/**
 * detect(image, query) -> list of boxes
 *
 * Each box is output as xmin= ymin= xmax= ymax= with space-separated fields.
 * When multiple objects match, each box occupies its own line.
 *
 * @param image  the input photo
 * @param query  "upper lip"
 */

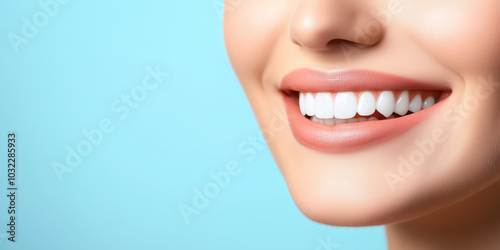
xmin=280 ymin=68 xmax=450 ymax=93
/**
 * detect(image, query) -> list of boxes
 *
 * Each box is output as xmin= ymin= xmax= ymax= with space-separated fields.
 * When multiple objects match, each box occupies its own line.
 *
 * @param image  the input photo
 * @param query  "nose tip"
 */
xmin=289 ymin=0 xmax=385 ymax=51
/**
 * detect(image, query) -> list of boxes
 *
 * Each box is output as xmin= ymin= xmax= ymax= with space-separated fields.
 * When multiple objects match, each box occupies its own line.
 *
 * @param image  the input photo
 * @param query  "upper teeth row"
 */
xmin=299 ymin=91 xmax=436 ymax=119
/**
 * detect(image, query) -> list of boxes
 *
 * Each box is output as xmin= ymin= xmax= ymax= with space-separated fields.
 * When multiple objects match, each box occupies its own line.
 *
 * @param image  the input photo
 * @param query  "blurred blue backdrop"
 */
xmin=0 ymin=1 xmax=387 ymax=249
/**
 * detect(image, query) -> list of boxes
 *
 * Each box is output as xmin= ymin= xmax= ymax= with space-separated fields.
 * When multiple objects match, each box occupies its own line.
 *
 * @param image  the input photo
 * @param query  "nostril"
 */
xmin=325 ymin=39 xmax=365 ymax=50
xmin=288 ymin=1 xmax=385 ymax=52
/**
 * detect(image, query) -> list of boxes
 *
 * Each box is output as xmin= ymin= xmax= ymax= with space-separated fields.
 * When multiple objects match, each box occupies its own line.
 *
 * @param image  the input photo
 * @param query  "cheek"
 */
xmin=401 ymin=0 xmax=500 ymax=73
xmin=223 ymin=0 xmax=291 ymax=81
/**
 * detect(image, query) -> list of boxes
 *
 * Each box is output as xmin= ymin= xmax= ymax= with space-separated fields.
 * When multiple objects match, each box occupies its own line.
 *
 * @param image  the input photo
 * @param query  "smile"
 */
xmin=299 ymin=90 xmax=440 ymax=125
xmin=280 ymin=69 xmax=451 ymax=152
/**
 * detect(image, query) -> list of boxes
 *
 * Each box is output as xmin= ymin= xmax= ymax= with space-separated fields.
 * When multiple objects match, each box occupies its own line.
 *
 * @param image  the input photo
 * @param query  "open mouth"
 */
xmin=297 ymin=90 xmax=447 ymax=126
xmin=280 ymin=69 xmax=451 ymax=152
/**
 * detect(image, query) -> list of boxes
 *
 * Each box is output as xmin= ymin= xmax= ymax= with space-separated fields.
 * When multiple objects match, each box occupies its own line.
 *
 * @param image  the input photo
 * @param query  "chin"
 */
xmin=223 ymin=0 xmax=500 ymax=229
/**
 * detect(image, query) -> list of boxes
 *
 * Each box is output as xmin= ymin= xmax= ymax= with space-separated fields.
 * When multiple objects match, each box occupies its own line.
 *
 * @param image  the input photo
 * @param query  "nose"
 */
xmin=289 ymin=0 xmax=385 ymax=51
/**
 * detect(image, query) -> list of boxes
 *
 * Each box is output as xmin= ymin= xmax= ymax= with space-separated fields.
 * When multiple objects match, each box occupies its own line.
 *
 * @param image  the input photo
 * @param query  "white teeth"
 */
xmin=314 ymin=92 xmax=334 ymax=119
xmin=299 ymin=93 xmax=306 ymax=115
xmin=334 ymin=92 xmax=357 ymax=119
xmin=298 ymin=91 xmax=439 ymax=124
xmin=305 ymin=93 xmax=315 ymax=116
xmin=423 ymin=96 xmax=435 ymax=109
xmin=394 ymin=91 xmax=410 ymax=116
xmin=409 ymin=94 xmax=422 ymax=113
xmin=357 ymin=92 xmax=376 ymax=116
xmin=376 ymin=91 xmax=396 ymax=118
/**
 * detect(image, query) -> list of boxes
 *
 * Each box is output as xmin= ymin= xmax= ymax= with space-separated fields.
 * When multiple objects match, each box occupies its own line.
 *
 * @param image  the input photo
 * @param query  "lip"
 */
xmin=280 ymin=68 xmax=450 ymax=153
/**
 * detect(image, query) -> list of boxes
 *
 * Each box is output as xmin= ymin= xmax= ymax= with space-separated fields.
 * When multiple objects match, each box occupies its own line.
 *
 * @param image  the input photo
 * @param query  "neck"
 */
xmin=386 ymin=181 xmax=500 ymax=250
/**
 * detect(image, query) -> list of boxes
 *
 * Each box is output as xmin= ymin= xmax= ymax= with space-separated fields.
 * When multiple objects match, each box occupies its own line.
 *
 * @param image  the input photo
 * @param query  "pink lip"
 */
xmin=281 ymin=69 xmax=447 ymax=92
xmin=280 ymin=69 xmax=449 ymax=153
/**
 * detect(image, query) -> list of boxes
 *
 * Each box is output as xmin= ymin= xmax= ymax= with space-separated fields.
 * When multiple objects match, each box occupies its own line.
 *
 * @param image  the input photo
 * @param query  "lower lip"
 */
xmin=282 ymin=93 xmax=446 ymax=153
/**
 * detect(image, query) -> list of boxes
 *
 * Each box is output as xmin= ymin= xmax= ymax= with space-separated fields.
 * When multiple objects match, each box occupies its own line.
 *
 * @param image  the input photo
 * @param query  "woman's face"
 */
xmin=223 ymin=0 xmax=500 ymax=226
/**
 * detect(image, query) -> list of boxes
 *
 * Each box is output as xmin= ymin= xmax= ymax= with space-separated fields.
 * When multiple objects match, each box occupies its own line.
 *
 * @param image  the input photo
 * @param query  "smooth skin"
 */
xmin=223 ymin=1 xmax=500 ymax=249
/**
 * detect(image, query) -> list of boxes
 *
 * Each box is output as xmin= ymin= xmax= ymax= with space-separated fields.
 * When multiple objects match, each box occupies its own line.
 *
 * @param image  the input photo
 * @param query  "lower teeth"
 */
xmin=307 ymin=113 xmax=407 ymax=126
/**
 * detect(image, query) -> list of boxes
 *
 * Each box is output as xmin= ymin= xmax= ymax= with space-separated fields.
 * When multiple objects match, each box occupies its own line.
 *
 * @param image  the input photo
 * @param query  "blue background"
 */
xmin=0 ymin=1 xmax=387 ymax=249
